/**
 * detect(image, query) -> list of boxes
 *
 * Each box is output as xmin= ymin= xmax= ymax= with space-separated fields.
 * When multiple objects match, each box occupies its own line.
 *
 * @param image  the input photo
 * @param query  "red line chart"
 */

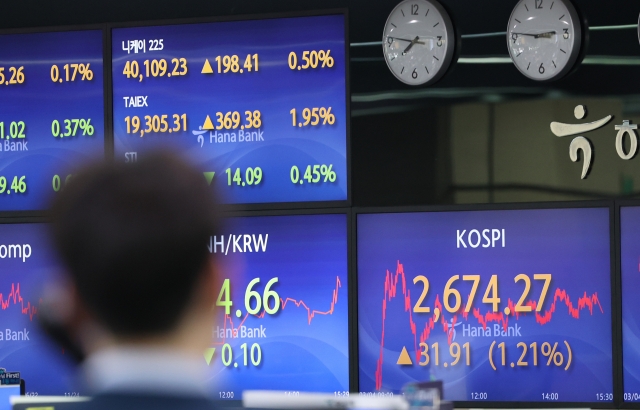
xmin=375 ymin=261 xmax=604 ymax=390
xmin=0 ymin=283 xmax=38 ymax=321
xmin=214 ymin=276 xmax=342 ymax=345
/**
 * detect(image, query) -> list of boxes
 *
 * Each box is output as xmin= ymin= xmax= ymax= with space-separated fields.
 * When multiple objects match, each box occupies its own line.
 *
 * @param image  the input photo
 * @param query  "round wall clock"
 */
xmin=507 ymin=0 xmax=585 ymax=82
xmin=382 ymin=0 xmax=457 ymax=86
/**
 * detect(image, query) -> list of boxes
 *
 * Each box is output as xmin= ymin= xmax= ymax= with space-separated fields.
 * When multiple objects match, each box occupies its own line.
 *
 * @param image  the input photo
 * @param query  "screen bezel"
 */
xmin=0 ymin=24 xmax=109 ymax=218
xmin=215 ymin=207 xmax=353 ymax=404
xmin=352 ymin=200 xmax=618 ymax=408
xmin=0 ymin=217 xmax=70 ymax=397
xmin=0 ymin=210 xmax=353 ymax=403
xmin=108 ymin=9 xmax=351 ymax=212
xmin=613 ymin=199 xmax=640 ymax=408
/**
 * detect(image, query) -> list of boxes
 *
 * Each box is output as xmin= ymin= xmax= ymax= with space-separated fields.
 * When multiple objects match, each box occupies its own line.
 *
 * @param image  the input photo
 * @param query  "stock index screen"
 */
xmin=0 ymin=223 xmax=79 ymax=395
xmin=0 ymin=30 xmax=105 ymax=211
xmin=620 ymin=206 xmax=640 ymax=402
xmin=208 ymin=213 xmax=349 ymax=399
xmin=112 ymin=14 xmax=348 ymax=206
xmin=357 ymin=207 xmax=613 ymax=403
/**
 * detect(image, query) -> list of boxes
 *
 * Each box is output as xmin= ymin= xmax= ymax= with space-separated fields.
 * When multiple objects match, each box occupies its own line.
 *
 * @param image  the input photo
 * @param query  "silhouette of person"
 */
xmin=44 ymin=151 xmax=221 ymax=410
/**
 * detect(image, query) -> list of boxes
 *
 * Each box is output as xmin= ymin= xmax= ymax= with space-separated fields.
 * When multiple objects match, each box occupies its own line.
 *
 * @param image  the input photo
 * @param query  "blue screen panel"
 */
xmin=208 ymin=214 xmax=349 ymax=399
xmin=112 ymin=14 xmax=348 ymax=205
xmin=620 ymin=206 xmax=640 ymax=402
xmin=357 ymin=208 xmax=613 ymax=403
xmin=0 ymin=223 xmax=80 ymax=395
xmin=0 ymin=30 xmax=105 ymax=211
xmin=0 ymin=385 xmax=20 ymax=410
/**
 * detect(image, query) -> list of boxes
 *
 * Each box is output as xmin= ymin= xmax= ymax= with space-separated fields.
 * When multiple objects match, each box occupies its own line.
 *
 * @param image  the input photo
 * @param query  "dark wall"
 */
xmin=351 ymin=108 xmax=446 ymax=206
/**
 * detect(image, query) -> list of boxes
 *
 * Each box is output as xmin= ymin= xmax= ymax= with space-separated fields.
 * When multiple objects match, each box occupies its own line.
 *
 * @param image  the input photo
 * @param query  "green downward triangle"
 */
xmin=203 ymin=172 xmax=215 ymax=186
xmin=204 ymin=348 xmax=216 ymax=365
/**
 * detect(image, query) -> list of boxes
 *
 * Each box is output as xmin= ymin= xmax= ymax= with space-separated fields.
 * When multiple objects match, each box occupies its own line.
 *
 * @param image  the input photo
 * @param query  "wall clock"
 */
xmin=507 ymin=0 xmax=584 ymax=82
xmin=382 ymin=0 xmax=457 ymax=86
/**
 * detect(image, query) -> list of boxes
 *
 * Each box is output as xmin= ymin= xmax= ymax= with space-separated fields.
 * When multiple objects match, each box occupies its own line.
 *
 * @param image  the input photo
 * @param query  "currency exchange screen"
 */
xmin=207 ymin=213 xmax=349 ymax=399
xmin=0 ymin=223 xmax=80 ymax=395
xmin=0 ymin=30 xmax=105 ymax=211
xmin=112 ymin=14 xmax=348 ymax=205
xmin=357 ymin=207 xmax=613 ymax=403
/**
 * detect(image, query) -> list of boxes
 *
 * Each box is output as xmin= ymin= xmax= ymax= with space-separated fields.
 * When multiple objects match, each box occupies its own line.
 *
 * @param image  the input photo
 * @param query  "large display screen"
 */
xmin=357 ymin=207 xmax=613 ymax=403
xmin=0 ymin=385 xmax=21 ymax=410
xmin=0 ymin=223 xmax=79 ymax=395
xmin=620 ymin=206 xmax=640 ymax=402
xmin=207 ymin=213 xmax=349 ymax=399
xmin=0 ymin=30 xmax=105 ymax=212
xmin=112 ymin=14 xmax=348 ymax=206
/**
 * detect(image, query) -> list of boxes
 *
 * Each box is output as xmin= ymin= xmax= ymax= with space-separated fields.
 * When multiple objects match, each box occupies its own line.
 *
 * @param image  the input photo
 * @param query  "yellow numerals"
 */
xmin=513 ymin=273 xmax=552 ymax=312
xmin=490 ymin=340 xmax=572 ymax=371
xmin=0 ymin=67 xmax=25 ymax=86
xmin=288 ymin=50 xmax=334 ymax=70
xmin=419 ymin=342 xmax=471 ymax=367
xmin=123 ymin=58 xmax=187 ymax=81
xmin=51 ymin=64 xmax=93 ymax=82
xmin=290 ymin=107 xmax=335 ymax=127
xmin=214 ymin=54 xmax=259 ymax=74
xmin=213 ymin=111 xmax=261 ymax=130
xmin=124 ymin=114 xmax=187 ymax=137
xmin=413 ymin=274 xmax=553 ymax=314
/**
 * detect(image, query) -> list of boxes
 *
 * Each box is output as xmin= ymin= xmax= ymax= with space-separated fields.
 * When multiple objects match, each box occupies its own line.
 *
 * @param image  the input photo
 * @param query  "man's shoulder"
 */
xmin=72 ymin=392 xmax=218 ymax=410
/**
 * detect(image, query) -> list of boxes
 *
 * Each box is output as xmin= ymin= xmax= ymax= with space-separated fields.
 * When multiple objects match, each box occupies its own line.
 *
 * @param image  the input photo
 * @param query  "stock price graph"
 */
xmin=357 ymin=208 xmax=613 ymax=403
xmin=112 ymin=14 xmax=347 ymax=205
xmin=0 ymin=30 xmax=104 ymax=211
xmin=0 ymin=223 xmax=80 ymax=395
xmin=0 ymin=283 xmax=38 ymax=321
xmin=207 ymin=214 xmax=349 ymax=399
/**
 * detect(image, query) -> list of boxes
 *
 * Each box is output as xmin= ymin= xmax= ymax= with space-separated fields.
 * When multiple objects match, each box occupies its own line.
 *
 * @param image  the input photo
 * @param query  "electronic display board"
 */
xmin=207 ymin=213 xmax=349 ymax=399
xmin=0 ymin=30 xmax=105 ymax=212
xmin=0 ymin=223 xmax=80 ymax=396
xmin=357 ymin=207 xmax=613 ymax=403
xmin=620 ymin=205 xmax=640 ymax=402
xmin=112 ymin=14 xmax=348 ymax=206
xmin=0 ymin=384 xmax=21 ymax=410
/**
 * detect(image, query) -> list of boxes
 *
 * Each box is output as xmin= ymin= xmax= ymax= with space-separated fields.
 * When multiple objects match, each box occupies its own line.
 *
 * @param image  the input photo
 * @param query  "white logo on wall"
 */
xmin=550 ymin=105 xmax=639 ymax=179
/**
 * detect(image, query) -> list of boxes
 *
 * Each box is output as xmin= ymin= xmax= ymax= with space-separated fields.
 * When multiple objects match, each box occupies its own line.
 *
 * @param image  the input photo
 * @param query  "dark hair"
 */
xmin=51 ymin=152 xmax=220 ymax=337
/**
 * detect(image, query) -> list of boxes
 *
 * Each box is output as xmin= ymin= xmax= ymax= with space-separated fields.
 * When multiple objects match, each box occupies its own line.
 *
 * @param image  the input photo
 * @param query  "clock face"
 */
xmin=507 ymin=0 xmax=583 ymax=81
xmin=383 ymin=0 xmax=456 ymax=86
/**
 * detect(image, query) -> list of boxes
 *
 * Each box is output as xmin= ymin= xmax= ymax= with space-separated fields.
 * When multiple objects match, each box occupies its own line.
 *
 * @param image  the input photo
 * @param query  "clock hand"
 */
xmin=534 ymin=31 xmax=556 ymax=38
xmin=511 ymin=31 xmax=557 ymax=38
xmin=389 ymin=36 xmax=426 ymax=44
xmin=402 ymin=36 xmax=423 ymax=55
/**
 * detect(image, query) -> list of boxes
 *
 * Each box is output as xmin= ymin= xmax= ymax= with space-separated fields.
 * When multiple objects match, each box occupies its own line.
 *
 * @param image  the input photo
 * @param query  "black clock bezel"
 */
xmin=382 ymin=0 xmax=458 ymax=87
xmin=506 ymin=0 xmax=585 ymax=83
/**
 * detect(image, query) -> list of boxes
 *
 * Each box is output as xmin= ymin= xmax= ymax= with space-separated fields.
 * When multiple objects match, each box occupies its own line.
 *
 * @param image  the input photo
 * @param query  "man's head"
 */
xmin=50 ymin=152 xmax=219 ymax=347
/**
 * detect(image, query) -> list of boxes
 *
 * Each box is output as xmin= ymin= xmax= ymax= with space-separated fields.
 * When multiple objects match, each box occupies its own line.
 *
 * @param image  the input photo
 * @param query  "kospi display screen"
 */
xmin=112 ymin=14 xmax=348 ymax=206
xmin=0 ymin=223 xmax=80 ymax=395
xmin=620 ymin=206 xmax=640 ymax=402
xmin=357 ymin=207 xmax=613 ymax=403
xmin=207 ymin=213 xmax=349 ymax=398
xmin=0 ymin=30 xmax=105 ymax=212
